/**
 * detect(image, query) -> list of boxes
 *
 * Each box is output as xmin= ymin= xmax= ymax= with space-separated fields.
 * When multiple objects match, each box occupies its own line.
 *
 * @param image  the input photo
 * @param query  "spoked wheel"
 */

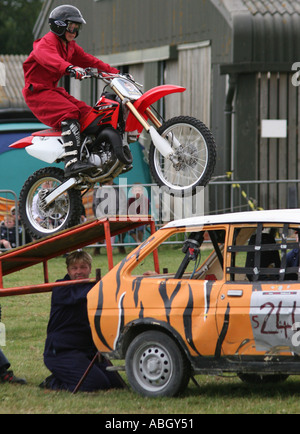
xmin=125 ymin=331 xmax=190 ymax=397
xmin=19 ymin=167 xmax=83 ymax=239
xmin=149 ymin=116 xmax=216 ymax=195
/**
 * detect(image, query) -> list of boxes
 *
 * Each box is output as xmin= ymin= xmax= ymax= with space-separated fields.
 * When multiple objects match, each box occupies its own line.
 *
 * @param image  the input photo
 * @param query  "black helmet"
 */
xmin=49 ymin=5 xmax=86 ymax=37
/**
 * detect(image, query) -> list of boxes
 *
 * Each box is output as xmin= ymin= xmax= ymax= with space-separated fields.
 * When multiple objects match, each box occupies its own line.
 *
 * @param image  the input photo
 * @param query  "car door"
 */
xmin=216 ymin=224 xmax=259 ymax=356
xmin=216 ymin=222 xmax=300 ymax=358
xmin=127 ymin=225 xmax=228 ymax=359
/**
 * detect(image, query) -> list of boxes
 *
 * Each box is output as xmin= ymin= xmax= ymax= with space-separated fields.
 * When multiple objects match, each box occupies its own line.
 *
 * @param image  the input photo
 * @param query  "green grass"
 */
xmin=1 ymin=247 xmax=300 ymax=414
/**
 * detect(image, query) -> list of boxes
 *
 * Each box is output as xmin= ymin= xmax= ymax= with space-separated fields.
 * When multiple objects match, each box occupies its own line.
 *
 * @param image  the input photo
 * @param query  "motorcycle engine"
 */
xmin=88 ymin=153 xmax=101 ymax=166
xmin=87 ymin=148 xmax=117 ymax=173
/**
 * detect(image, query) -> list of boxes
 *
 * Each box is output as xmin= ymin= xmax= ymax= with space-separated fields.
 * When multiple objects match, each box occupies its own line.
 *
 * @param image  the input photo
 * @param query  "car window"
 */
xmin=227 ymin=224 xmax=300 ymax=282
xmin=131 ymin=228 xmax=226 ymax=281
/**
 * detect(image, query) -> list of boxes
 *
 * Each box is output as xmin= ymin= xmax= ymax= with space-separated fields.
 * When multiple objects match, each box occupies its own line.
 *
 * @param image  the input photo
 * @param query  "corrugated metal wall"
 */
xmin=0 ymin=55 xmax=27 ymax=109
xmin=164 ymin=42 xmax=211 ymax=125
xmin=33 ymin=0 xmax=300 ymax=196
xmin=257 ymin=71 xmax=300 ymax=209
xmin=36 ymin=0 xmax=231 ymax=64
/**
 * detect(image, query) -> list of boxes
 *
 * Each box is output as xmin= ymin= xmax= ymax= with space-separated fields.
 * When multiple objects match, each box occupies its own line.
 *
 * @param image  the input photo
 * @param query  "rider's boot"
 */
xmin=61 ymin=119 xmax=96 ymax=177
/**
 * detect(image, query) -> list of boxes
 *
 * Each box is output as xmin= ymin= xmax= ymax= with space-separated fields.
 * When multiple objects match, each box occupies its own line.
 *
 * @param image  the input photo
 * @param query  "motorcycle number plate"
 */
xmin=111 ymin=78 xmax=141 ymax=100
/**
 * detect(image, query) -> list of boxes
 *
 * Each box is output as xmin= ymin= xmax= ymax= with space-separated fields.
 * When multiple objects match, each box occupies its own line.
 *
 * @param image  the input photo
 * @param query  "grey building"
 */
xmin=34 ymin=0 xmax=300 ymax=210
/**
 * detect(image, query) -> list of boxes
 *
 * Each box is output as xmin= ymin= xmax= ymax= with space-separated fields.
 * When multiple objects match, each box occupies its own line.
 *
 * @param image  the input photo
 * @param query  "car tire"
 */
xmin=125 ymin=330 xmax=190 ymax=397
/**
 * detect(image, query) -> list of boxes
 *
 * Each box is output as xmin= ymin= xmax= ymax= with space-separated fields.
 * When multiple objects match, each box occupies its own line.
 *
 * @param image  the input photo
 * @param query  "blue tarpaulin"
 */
xmin=0 ymin=123 xmax=151 ymax=195
xmin=0 ymin=131 xmax=30 ymax=155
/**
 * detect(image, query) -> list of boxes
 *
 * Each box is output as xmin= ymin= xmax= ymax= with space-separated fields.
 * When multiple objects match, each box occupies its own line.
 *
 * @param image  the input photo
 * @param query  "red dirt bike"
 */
xmin=10 ymin=69 xmax=216 ymax=239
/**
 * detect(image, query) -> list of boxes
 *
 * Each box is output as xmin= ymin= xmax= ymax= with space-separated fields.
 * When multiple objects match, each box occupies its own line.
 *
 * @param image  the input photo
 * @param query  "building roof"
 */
xmin=164 ymin=209 xmax=300 ymax=229
xmin=218 ymin=0 xmax=300 ymax=65
xmin=242 ymin=0 xmax=300 ymax=15
xmin=35 ymin=0 xmax=300 ymax=69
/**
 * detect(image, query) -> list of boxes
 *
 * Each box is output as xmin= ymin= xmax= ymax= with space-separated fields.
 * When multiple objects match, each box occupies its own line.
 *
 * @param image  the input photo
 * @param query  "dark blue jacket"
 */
xmin=44 ymin=275 xmax=96 ymax=357
xmin=0 ymin=224 xmax=21 ymax=249
xmin=286 ymin=249 xmax=299 ymax=267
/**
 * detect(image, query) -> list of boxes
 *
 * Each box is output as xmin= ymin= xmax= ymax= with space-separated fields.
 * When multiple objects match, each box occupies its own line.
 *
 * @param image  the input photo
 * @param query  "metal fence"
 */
xmin=1 ymin=179 xmax=300 ymax=252
xmin=208 ymin=179 xmax=300 ymax=214
xmin=91 ymin=179 xmax=300 ymax=249
xmin=0 ymin=190 xmax=19 ymax=252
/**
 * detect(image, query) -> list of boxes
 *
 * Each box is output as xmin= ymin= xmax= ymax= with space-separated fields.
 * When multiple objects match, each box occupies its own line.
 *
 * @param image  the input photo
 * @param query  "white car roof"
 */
xmin=163 ymin=209 xmax=300 ymax=229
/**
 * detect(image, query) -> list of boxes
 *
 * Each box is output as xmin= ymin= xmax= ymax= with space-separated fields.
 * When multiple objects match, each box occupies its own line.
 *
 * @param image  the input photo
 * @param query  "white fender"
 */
xmin=25 ymin=136 xmax=65 ymax=164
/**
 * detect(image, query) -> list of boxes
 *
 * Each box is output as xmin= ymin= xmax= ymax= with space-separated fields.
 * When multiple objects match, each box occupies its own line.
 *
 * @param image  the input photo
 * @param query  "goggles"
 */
xmin=66 ymin=21 xmax=82 ymax=35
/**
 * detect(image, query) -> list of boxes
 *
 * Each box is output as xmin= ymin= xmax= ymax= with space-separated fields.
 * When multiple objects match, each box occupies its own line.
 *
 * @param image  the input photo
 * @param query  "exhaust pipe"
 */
xmin=96 ymin=128 xmax=133 ymax=165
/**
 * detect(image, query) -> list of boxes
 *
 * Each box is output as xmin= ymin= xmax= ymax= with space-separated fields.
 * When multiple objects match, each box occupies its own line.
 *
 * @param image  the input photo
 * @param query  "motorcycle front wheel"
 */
xmin=19 ymin=167 xmax=83 ymax=239
xmin=149 ymin=116 xmax=216 ymax=194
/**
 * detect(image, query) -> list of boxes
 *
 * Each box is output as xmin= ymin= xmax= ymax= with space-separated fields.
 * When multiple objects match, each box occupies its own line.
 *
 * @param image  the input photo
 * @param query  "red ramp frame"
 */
xmin=0 ymin=216 xmax=159 ymax=297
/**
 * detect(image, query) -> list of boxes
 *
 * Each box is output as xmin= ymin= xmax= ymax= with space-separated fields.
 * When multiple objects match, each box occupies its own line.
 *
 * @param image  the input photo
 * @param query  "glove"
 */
xmin=67 ymin=66 xmax=86 ymax=80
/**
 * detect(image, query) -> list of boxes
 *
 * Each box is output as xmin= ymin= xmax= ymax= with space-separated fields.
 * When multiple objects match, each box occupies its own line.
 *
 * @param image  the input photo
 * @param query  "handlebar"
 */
xmin=83 ymin=68 xmax=142 ymax=87
xmin=83 ymin=68 xmax=117 ymax=80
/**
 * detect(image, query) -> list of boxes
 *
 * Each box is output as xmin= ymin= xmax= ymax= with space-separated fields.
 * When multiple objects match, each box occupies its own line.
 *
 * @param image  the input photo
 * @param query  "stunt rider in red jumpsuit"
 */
xmin=22 ymin=5 xmax=119 ymax=177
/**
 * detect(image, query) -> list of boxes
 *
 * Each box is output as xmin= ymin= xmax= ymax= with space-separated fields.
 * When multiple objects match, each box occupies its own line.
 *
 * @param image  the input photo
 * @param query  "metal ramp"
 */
xmin=0 ymin=216 xmax=159 ymax=297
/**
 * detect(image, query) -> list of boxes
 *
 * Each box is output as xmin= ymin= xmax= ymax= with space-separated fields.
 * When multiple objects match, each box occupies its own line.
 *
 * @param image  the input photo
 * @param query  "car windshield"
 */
xmin=131 ymin=228 xmax=226 ymax=280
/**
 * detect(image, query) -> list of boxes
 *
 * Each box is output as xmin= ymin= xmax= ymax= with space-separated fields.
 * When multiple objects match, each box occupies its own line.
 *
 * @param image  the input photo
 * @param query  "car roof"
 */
xmin=163 ymin=209 xmax=300 ymax=229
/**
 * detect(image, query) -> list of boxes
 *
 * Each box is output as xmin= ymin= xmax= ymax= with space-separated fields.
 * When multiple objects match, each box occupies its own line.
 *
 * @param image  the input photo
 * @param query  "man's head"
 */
xmin=66 ymin=250 xmax=92 ymax=280
xmin=49 ymin=5 xmax=86 ymax=39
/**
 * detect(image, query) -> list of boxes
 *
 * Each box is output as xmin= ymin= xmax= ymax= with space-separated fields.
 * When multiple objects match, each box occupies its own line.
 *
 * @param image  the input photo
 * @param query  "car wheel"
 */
xmin=125 ymin=330 xmax=190 ymax=397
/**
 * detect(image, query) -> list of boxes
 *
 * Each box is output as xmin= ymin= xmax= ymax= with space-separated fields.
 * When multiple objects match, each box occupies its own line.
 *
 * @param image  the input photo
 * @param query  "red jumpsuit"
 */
xmin=23 ymin=32 xmax=118 ymax=129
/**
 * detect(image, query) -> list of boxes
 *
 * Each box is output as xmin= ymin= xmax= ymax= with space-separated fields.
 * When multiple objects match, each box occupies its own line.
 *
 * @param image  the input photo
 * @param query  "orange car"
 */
xmin=87 ymin=209 xmax=300 ymax=397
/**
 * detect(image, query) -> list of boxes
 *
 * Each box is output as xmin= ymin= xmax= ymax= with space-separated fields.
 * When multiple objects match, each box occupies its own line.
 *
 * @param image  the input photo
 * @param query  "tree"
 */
xmin=0 ymin=0 xmax=45 ymax=54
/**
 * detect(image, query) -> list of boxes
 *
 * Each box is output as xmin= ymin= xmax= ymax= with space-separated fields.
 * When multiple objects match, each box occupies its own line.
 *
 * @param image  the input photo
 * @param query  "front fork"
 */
xmin=144 ymin=107 xmax=162 ymax=129
xmin=111 ymin=85 xmax=179 ymax=163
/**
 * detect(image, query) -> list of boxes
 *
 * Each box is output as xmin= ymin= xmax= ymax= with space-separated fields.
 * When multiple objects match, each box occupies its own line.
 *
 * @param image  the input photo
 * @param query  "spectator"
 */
xmin=0 ymin=214 xmax=21 ymax=250
xmin=286 ymin=231 xmax=300 ymax=280
xmin=128 ymin=184 xmax=150 ymax=243
xmin=0 ymin=348 xmax=26 ymax=385
xmin=10 ymin=206 xmax=32 ymax=246
xmin=0 ymin=306 xmax=26 ymax=384
xmin=0 ymin=305 xmax=26 ymax=384
xmin=40 ymin=251 xmax=124 ymax=392
xmin=93 ymin=182 xmax=126 ymax=254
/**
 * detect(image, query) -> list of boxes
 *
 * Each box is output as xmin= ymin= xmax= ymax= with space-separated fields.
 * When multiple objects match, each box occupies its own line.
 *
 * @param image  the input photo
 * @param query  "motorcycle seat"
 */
xmin=32 ymin=128 xmax=61 ymax=137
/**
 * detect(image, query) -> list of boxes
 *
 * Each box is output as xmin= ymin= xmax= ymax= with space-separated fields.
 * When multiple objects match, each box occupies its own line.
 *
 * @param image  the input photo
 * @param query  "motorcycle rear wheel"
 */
xmin=149 ymin=116 xmax=216 ymax=194
xmin=19 ymin=167 xmax=83 ymax=239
